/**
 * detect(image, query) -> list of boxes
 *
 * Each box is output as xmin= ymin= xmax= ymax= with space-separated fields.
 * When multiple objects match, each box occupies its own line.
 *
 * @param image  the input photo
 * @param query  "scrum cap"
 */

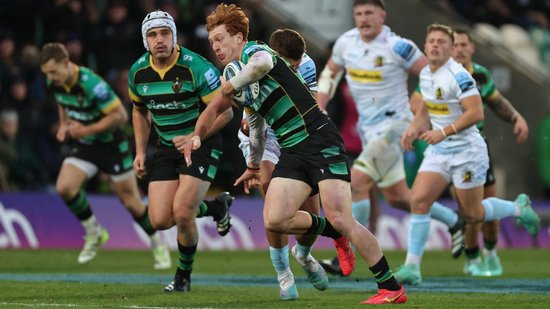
xmin=141 ymin=10 xmax=177 ymax=50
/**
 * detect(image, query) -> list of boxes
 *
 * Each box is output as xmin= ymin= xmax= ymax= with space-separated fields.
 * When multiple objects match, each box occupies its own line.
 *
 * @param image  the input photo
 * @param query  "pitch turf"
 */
xmin=0 ymin=249 xmax=548 ymax=308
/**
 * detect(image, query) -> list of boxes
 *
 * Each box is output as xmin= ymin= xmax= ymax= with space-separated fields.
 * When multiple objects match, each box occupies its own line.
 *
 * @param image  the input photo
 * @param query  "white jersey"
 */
xmin=332 ymin=25 xmax=422 ymax=125
xmin=419 ymin=57 xmax=482 ymax=153
xmin=239 ymin=53 xmax=318 ymax=163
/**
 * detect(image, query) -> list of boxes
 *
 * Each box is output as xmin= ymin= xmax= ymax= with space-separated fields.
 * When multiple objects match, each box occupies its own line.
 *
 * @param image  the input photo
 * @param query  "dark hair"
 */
xmin=353 ymin=0 xmax=385 ymax=10
xmin=206 ymin=3 xmax=249 ymax=40
xmin=269 ymin=29 xmax=305 ymax=61
xmin=453 ymin=26 xmax=473 ymax=42
xmin=40 ymin=43 xmax=69 ymax=65
xmin=427 ymin=23 xmax=455 ymax=44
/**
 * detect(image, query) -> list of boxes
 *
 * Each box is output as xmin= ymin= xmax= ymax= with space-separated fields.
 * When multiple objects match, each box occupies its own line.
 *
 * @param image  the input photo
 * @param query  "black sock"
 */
xmin=134 ymin=208 xmax=155 ymax=235
xmin=483 ymin=239 xmax=497 ymax=251
xmin=65 ymin=189 xmax=92 ymax=221
xmin=177 ymin=241 xmax=196 ymax=280
xmin=305 ymin=213 xmax=342 ymax=239
xmin=198 ymin=200 xmax=221 ymax=219
xmin=465 ymin=246 xmax=480 ymax=259
xmin=369 ymin=256 xmax=400 ymax=291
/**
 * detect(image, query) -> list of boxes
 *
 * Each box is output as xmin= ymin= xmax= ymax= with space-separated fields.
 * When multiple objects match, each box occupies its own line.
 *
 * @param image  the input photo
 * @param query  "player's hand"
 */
xmin=234 ymin=168 xmax=261 ymax=194
xmin=173 ymin=135 xmax=191 ymax=154
xmin=67 ymin=120 xmax=88 ymax=139
xmin=56 ymin=124 xmax=69 ymax=142
xmin=221 ymin=77 xmax=235 ymax=100
xmin=419 ymin=129 xmax=446 ymax=145
xmin=401 ymin=129 xmax=419 ymax=150
xmin=182 ymin=136 xmax=201 ymax=167
xmin=133 ymin=154 xmax=147 ymax=179
xmin=513 ymin=115 xmax=529 ymax=144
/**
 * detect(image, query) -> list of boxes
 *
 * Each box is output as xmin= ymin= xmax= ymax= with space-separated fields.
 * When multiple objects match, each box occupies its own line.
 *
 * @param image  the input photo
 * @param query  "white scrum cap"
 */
xmin=141 ymin=10 xmax=177 ymax=50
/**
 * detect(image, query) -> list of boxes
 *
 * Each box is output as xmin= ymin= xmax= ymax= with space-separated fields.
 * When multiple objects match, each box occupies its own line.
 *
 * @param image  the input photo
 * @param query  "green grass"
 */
xmin=0 ymin=249 xmax=549 ymax=308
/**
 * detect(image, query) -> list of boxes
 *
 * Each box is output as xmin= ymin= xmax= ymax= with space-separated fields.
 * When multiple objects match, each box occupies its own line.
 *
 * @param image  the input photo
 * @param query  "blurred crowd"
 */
xmin=0 ymin=0 xmax=268 ymax=193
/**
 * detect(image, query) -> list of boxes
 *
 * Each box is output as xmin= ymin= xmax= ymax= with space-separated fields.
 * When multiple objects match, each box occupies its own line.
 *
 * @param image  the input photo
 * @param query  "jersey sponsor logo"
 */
xmin=142 ymin=84 xmax=149 ymax=93
xmin=455 ymin=72 xmax=476 ymax=92
xmin=347 ymin=68 xmax=383 ymax=83
xmin=145 ymin=100 xmax=192 ymax=110
xmin=204 ymin=68 xmax=220 ymax=91
xmin=243 ymin=45 xmax=265 ymax=56
xmin=425 ymin=101 xmax=450 ymax=115
xmin=374 ymin=56 xmax=384 ymax=67
xmin=172 ymin=77 xmax=182 ymax=93
xmin=137 ymin=56 xmax=146 ymax=64
xmin=183 ymin=54 xmax=193 ymax=62
xmin=436 ymin=87 xmax=444 ymax=99
xmin=462 ymin=171 xmax=473 ymax=183
xmin=92 ymin=83 xmax=110 ymax=101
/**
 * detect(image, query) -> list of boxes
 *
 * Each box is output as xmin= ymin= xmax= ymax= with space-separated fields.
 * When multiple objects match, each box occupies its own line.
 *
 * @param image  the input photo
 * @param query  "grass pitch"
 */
xmin=0 ymin=249 xmax=548 ymax=308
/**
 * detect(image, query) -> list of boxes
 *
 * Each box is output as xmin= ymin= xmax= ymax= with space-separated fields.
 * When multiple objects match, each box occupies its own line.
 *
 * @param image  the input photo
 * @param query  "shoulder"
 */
xmin=335 ymin=28 xmax=360 ymax=45
xmin=472 ymin=62 xmax=492 ymax=77
xmin=388 ymin=35 xmax=418 ymax=60
xmin=447 ymin=60 xmax=476 ymax=91
xmin=129 ymin=52 xmax=151 ymax=78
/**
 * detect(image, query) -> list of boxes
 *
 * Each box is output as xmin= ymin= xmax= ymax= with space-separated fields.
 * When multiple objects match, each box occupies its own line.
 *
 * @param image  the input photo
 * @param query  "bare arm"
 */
xmin=408 ymin=54 xmax=428 ymax=77
xmin=56 ymin=105 xmax=70 ymax=142
xmin=67 ymin=102 xmax=127 ymax=139
xmin=132 ymin=104 xmax=151 ymax=179
xmin=486 ymin=93 xmax=529 ymax=143
xmin=317 ymin=59 xmax=345 ymax=113
xmin=401 ymin=99 xmax=431 ymax=150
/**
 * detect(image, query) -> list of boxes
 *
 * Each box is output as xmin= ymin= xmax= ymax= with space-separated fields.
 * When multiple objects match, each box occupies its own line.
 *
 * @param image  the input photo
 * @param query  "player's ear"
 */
xmin=236 ymin=32 xmax=243 ymax=44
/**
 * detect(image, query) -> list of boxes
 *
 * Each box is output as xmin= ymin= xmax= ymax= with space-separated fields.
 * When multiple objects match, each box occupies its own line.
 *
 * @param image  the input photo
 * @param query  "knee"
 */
xmin=56 ymin=183 xmax=78 ymax=201
xmin=173 ymin=209 xmax=195 ymax=227
xmin=386 ymin=195 xmax=410 ymax=211
xmin=409 ymin=195 xmax=430 ymax=213
xmin=264 ymin=217 xmax=287 ymax=234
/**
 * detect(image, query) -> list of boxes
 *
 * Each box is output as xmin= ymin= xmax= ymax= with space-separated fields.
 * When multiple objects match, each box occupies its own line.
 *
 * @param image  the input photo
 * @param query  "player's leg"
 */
xmin=195 ymin=192 xmax=234 ymax=236
xmin=56 ymin=158 xmax=109 ymax=264
xmin=455 ymin=185 xmax=485 ymax=275
xmin=480 ymin=183 xmax=502 ymax=276
xmin=394 ymin=171 xmax=449 ymax=285
xmin=319 ymin=178 xmax=406 ymax=304
xmin=291 ymin=194 xmax=328 ymax=292
xmin=110 ymin=172 xmax=171 ymax=270
xmin=164 ymin=174 xmax=210 ymax=293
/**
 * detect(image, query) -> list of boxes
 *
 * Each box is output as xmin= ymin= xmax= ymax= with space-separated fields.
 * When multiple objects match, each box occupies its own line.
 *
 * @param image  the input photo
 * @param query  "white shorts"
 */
xmin=354 ymin=117 xmax=410 ymax=188
xmin=238 ymin=129 xmax=281 ymax=165
xmin=419 ymin=138 xmax=489 ymax=189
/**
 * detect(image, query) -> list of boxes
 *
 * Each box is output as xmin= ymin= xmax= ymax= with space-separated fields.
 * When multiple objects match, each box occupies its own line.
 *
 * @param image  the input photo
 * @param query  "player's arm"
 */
xmin=132 ymin=102 xmax=151 ymax=179
xmin=226 ymin=51 xmax=274 ymax=95
xmin=408 ymin=54 xmax=428 ymax=77
xmin=56 ymin=104 xmax=70 ymax=142
xmin=200 ymin=88 xmax=234 ymax=139
xmin=402 ymin=99 xmax=431 ymax=150
xmin=68 ymin=100 xmax=127 ymax=139
xmin=317 ymin=59 xmax=344 ymax=113
xmin=245 ymin=107 xmax=266 ymax=169
xmin=486 ymin=93 xmax=529 ymax=143
xmin=182 ymin=81 xmax=234 ymax=166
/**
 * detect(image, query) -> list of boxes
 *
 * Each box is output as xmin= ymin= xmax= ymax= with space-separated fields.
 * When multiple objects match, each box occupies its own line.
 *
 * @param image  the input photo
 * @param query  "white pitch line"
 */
xmin=0 ymin=302 xmax=216 ymax=309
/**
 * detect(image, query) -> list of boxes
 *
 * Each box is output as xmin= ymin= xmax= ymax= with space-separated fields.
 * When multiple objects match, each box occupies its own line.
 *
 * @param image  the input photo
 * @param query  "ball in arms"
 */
xmin=222 ymin=60 xmax=260 ymax=106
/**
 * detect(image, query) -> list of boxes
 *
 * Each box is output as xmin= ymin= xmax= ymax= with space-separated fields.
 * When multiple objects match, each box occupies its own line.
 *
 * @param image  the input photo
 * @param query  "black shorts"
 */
xmin=68 ymin=131 xmax=133 ymax=176
xmin=272 ymin=120 xmax=351 ymax=195
xmin=149 ymin=135 xmax=222 ymax=182
xmin=485 ymin=138 xmax=495 ymax=187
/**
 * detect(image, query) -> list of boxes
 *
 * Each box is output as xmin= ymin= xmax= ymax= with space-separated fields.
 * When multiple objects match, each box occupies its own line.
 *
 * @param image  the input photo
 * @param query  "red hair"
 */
xmin=206 ymin=3 xmax=249 ymax=40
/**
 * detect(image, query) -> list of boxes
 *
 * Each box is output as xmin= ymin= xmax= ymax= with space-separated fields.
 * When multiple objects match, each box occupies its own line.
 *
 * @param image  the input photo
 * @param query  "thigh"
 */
xmin=56 ymin=161 xmax=89 ymax=192
xmin=455 ymin=186 xmax=484 ymax=221
xmin=264 ymin=177 xmax=310 ymax=223
xmin=148 ymin=179 xmax=179 ymax=226
xmin=173 ymin=174 xmax=211 ymax=216
xmin=410 ymin=171 xmax=449 ymax=213
xmin=318 ymin=179 xmax=354 ymax=222
xmin=299 ymin=194 xmax=320 ymax=215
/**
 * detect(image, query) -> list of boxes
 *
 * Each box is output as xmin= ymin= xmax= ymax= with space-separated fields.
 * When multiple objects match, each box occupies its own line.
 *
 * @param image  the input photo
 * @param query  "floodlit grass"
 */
xmin=0 ymin=249 xmax=548 ymax=308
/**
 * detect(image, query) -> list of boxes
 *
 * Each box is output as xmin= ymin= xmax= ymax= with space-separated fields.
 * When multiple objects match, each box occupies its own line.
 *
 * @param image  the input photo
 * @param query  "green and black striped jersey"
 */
xmin=46 ymin=66 xmax=122 ymax=143
xmin=128 ymin=46 xmax=222 ymax=146
xmin=241 ymin=41 xmax=322 ymax=148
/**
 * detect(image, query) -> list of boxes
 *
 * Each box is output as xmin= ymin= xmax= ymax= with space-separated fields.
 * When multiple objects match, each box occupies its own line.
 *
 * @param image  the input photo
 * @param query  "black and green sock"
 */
xmin=65 ymin=189 xmax=92 ymax=221
xmin=370 ymin=256 xmax=401 ymax=291
xmin=177 ymin=241 xmax=196 ymax=280
xmin=305 ymin=213 xmax=342 ymax=239
xmin=134 ymin=208 xmax=155 ymax=235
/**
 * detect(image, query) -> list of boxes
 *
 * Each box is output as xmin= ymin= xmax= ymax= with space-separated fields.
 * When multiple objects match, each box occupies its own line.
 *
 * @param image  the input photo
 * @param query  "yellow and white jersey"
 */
xmin=332 ymin=26 xmax=422 ymax=125
xmin=419 ymin=57 xmax=482 ymax=153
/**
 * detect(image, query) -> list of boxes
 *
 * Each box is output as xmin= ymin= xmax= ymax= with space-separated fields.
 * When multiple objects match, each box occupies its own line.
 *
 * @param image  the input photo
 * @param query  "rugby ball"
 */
xmin=222 ymin=60 xmax=260 ymax=106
